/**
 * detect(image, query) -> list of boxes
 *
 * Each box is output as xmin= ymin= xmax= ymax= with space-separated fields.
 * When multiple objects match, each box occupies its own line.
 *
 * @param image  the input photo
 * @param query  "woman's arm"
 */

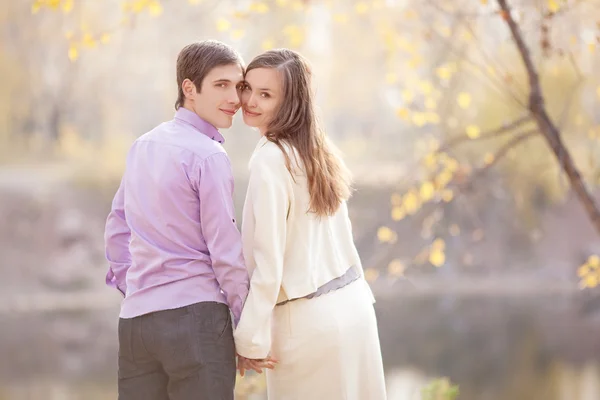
xmin=234 ymin=146 xmax=291 ymax=359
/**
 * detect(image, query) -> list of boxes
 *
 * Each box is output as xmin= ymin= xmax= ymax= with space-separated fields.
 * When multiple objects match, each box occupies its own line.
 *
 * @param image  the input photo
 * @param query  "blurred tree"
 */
xmin=22 ymin=0 xmax=600 ymax=284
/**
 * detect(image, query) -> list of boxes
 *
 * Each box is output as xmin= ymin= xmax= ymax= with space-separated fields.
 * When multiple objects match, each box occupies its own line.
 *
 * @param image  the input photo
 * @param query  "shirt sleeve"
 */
xmin=104 ymin=178 xmax=130 ymax=297
xmin=234 ymin=149 xmax=291 ymax=359
xmin=198 ymin=152 xmax=249 ymax=326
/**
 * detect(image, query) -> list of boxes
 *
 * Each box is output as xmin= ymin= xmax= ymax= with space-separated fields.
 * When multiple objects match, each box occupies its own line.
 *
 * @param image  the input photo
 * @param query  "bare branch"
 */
xmin=497 ymin=0 xmax=600 ymax=235
xmin=423 ymin=0 xmax=527 ymax=108
xmin=470 ymin=129 xmax=538 ymax=179
xmin=439 ymin=113 xmax=532 ymax=152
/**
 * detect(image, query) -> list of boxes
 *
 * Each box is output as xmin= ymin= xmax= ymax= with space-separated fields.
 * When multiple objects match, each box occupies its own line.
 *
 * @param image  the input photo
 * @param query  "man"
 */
xmin=104 ymin=40 xmax=251 ymax=400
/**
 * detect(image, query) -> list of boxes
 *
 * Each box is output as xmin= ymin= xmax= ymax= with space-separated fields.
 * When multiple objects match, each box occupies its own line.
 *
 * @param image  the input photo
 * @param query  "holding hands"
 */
xmin=237 ymin=354 xmax=278 ymax=377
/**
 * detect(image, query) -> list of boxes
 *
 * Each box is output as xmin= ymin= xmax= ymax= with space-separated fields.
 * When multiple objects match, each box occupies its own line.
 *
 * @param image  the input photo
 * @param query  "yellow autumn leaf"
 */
xmin=424 ymin=112 xmax=439 ymax=125
xmin=148 ymin=1 xmax=163 ymax=16
xmin=412 ymin=112 xmax=427 ymax=127
xmin=283 ymin=25 xmax=303 ymax=47
xmin=364 ymin=268 xmax=380 ymax=282
xmin=403 ymin=191 xmax=420 ymax=214
xmin=47 ymin=0 xmax=60 ymax=10
xmin=250 ymin=2 xmax=270 ymax=13
xmin=466 ymin=125 xmax=481 ymax=139
xmin=333 ymin=13 xmax=348 ymax=23
xmin=390 ymin=193 xmax=403 ymax=206
xmin=419 ymin=80 xmax=434 ymax=95
xmin=231 ymin=29 xmax=245 ymax=40
xmin=436 ymin=170 xmax=453 ymax=187
xmin=216 ymin=18 xmax=231 ymax=32
xmin=428 ymin=138 xmax=440 ymax=152
xmin=261 ymin=39 xmax=274 ymax=51
xmin=444 ymin=157 xmax=459 ymax=172
xmin=432 ymin=238 xmax=446 ymax=250
xmin=377 ymin=226 xmax=396 ymax=243
xmin=62 ymin=0 xmax=74 ymax=13
xmin=588 ymin=255 xmax=600 ymax=267
xmin=548 ymin=0 xmax=559 ymax=13
xmin=420 ymin=181 xmax=435 ymax=202
xmin=355 ymin=2 xmax=369 ymax=14
xmin=429 ymin=247 xmax=445 ymax=267
xmin=436 ymin=65 xmax=452 ymax=80
xmin=276 ymin=0 xmax=288 ymax=6
xmin=32 ymin=1 xmax=41 ymax=13
xmin=461 ymin=30 xmax=474 ymax=42
xmin=578 ymin=265 xmax=590 ymax=277
xmin=82 ymin=33 xmax=96 ymax=48
xmin=423 ymin=153 xmax=437 ymax=169
xmin=388 ymin=259 xmax=406 ymax=276
xmin=100 ymin=33 xmax=111 ymax=44
xmin=484 ymin=153 xmax=495 ymax=165
xmin=480 ymin=0 xmax=488 ymax=4
xmin=402 ymin=89 xmax=414 ymax=102
xmin=395 ymin=107 xmax=409 ymax=121
xmin=407 ymin=57 xmax=422 ymax=69
xmin=584 ymin=274 xmax=598 ymax=288
xmin=457 ymin=92 xmax=471 ymax=109
xmin=68 ymin=45 xmax=79 ymax=61
xmin=391 ymin=206 xmax=406 ymax=221
xmin=588 ymin=43 xmax=595 ymax=53
xmin=132 ymin=0 xmax=145 ymax=13
xmin=441 ymin=189 xmax=454 ymax=202
xmin=425 ymin=98 xmax=437 ymax=110
xmin=386 ymin=73 xmax=398 ymax=84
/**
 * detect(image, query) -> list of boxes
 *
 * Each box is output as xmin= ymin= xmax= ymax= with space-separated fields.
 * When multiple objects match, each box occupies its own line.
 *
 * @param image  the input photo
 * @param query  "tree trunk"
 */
xmin=497 ymin=0 xmax=600 ymax=235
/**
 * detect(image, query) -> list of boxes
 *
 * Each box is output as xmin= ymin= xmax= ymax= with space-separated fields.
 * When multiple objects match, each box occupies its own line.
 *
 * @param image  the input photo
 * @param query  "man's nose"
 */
xmin=227 ymin=88 xmax=240 ymax=104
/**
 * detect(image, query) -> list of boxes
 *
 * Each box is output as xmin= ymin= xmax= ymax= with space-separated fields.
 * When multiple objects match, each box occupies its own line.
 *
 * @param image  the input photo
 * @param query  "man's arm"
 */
xmin=198 ymin=153 xmax=249 ymax=326
xmin=104 ymin=179 xmax=131 ymax=297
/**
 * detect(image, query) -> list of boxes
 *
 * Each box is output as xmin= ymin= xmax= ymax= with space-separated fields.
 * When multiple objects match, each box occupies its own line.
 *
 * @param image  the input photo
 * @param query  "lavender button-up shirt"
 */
xmin=104 ymin=107 xmax=249 ymax=324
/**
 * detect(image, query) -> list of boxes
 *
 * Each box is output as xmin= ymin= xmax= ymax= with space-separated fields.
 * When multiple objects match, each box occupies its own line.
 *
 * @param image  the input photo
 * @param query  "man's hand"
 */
xmin=237 ymin=354 xmax=278 ymax=377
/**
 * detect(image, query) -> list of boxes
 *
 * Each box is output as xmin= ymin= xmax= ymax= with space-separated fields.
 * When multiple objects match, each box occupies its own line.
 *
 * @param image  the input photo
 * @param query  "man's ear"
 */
xmin=182 ymin=78 xmax=197 ymax=100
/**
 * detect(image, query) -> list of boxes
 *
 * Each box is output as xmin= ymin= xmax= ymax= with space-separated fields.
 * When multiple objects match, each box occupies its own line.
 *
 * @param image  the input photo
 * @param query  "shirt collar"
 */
xmin=174 ymin=107 xmax=225 ymax=144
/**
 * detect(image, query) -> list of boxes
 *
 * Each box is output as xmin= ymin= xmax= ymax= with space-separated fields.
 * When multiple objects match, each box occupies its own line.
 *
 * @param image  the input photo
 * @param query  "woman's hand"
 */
xmin=237 ymin=354 xmax=278 ymax=377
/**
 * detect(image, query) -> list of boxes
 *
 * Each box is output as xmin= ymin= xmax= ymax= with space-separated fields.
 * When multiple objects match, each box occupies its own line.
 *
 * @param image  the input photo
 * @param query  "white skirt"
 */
xmin=266 ymin=279 xmax=387 ymax=400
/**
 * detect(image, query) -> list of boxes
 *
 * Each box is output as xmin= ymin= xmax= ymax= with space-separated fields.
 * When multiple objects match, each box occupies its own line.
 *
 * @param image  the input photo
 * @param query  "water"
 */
xmin=3 ymin=287 xmax=600 ymax=399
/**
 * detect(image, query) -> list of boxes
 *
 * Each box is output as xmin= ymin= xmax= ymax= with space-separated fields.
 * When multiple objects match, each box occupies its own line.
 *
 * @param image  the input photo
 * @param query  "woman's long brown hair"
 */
xmin=246 ymin=49 xmax=352 ymax=217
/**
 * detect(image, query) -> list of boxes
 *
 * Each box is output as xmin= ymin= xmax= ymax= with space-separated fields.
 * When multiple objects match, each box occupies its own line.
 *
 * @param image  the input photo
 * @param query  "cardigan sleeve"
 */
xmin=233 ymin=145 xmax=291 ymax=359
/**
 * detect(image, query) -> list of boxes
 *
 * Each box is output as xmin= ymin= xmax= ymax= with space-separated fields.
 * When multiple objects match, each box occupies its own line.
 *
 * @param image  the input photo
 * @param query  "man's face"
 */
xmin=184 ymin=63 xmax=244 ymax=129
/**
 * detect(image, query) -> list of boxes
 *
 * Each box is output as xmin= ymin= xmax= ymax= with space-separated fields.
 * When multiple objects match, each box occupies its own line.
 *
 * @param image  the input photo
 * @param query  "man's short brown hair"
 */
xmin=175 ymin=40 xmax=243 ymax=110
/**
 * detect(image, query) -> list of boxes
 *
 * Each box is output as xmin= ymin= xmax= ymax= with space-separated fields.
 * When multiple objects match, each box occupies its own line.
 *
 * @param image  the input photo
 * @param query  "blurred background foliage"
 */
xmin=2 ymin=0 xmax=600 ymax=399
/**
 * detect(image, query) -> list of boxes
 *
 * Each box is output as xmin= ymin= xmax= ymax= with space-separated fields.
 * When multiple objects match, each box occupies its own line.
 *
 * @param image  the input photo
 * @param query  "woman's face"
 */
xmin=240 ymin=67 xmax=283 ymax=135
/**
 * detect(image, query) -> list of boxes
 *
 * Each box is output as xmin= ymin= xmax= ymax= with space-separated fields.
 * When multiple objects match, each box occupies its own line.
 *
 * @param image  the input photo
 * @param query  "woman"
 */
xmin=233 ymin=49 xmax=387 ymax=400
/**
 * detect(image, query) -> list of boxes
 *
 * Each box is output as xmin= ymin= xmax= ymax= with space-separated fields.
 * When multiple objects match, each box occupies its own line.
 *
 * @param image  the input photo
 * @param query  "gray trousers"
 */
xmin=117 ymin=302 xmax=236 ymax=400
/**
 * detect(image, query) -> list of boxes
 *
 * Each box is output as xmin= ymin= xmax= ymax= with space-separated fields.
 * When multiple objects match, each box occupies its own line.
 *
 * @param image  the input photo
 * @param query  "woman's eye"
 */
xmin=260 ymin=93 xmax=269 ymax=98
